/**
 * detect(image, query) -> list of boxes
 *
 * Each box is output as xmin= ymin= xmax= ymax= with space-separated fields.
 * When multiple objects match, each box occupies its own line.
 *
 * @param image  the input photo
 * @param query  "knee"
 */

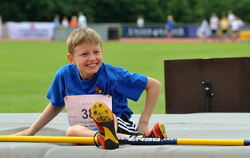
xmin=66 ymin=125 xmax=84 ymax=136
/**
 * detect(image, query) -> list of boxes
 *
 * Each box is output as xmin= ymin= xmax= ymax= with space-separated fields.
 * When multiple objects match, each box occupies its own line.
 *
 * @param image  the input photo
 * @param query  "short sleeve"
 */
xmin=111 ymin=67 xmax=147 ymax=101
xmin=46 ymin=67 xmax=66 ymax=107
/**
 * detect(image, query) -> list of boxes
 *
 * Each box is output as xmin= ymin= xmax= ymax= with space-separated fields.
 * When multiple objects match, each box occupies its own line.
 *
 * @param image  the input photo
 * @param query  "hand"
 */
xmin=12 ymin=128 xmax=34 ymax=136
xmin=137 ymin=121 xmax=149 ymax=134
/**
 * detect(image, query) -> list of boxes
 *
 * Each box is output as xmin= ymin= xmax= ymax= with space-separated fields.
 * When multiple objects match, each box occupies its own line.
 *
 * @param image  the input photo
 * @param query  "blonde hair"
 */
xmin=66 ymin=28 xmax=102 ymax=54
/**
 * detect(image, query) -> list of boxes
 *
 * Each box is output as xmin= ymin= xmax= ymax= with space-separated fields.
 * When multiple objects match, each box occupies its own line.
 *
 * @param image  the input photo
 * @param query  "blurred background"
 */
xmin=0 ymin=0 xmax=250 ymax=114
xmin=1 ymin=0 xmax=250 ymax=23
xmin=0 ymin=0 xmax=250 ymax=41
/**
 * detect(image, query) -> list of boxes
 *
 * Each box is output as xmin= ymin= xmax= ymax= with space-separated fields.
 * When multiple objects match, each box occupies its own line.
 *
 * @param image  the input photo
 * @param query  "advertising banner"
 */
xmin=7 ymin=22 xmax=56 ymax=39
xmin=122 ymin=26 xmax=186 ymax=37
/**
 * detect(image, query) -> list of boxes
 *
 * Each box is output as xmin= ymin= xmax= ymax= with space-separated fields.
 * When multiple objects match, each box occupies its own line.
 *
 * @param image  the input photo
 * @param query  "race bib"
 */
xmin=64 ymin=94 xmax=112 ymax=129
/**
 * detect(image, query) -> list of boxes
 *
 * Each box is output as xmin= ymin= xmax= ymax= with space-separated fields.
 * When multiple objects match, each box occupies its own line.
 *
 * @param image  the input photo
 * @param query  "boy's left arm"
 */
xmin=137 ymin=77 xmax=161 ymax=134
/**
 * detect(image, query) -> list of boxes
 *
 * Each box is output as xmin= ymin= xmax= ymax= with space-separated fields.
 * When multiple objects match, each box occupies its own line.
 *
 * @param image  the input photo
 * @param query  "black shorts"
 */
xmin=117 ymin=115 xmax=138 ymax=135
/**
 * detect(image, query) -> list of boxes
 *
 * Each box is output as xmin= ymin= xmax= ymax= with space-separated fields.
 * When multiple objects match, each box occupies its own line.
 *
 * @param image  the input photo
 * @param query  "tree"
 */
xmin=0 ymin=0 xmax=248 ymax=23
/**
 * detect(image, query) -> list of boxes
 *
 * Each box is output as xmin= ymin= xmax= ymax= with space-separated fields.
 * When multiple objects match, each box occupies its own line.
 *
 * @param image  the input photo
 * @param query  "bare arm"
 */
xmin=12 ymin=103 xmax=64 ymax=136
xmin=137 ymin=77 xmax=161 ymax=134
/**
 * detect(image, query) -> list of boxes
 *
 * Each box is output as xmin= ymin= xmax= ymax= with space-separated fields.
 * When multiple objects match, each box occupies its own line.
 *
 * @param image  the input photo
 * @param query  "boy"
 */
xmin=14 ymin=28 xmax=167 ymax=149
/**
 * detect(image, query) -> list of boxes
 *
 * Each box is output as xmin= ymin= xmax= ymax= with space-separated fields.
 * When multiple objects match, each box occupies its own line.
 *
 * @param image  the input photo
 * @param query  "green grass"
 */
xmin=0 ymin=41 xmax=250 ymax=113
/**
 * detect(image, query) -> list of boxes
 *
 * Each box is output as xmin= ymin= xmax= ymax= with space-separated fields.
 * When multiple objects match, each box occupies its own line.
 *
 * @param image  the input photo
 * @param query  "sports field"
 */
xmin=0 ymin=41 xmax=249 ymax=113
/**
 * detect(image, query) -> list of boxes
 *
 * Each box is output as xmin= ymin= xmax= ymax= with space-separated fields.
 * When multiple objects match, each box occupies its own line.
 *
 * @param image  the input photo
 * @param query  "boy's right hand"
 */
xmin=12 ymin=128 xmax=34 ymax=136
xmin=137 ymin=121 xmax=149 ymax=134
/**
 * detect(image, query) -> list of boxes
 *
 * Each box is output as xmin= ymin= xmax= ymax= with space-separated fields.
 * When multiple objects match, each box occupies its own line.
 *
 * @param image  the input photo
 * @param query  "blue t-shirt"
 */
xmin=46 ymin=62 xmax=147 ymax=119
xmin=166 ymin=21 xmax=174 ymax=30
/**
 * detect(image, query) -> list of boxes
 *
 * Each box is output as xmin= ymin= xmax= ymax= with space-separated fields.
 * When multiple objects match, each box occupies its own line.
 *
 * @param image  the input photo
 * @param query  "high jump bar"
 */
xmin=0 ymin=136 xmax=250 ymax=146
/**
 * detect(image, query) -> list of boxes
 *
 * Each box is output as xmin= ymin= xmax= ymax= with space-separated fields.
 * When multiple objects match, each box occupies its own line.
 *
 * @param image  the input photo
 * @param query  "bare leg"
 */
xmin=66 ymin=125 xmax=96 ymax=137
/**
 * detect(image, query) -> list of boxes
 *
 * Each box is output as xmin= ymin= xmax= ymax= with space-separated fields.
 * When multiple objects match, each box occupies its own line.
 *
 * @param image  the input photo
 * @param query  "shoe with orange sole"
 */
xmin=145 ymin=122 xmax=168 ymax=138
xmin=91 ymin=101 xmax=119 ymax=149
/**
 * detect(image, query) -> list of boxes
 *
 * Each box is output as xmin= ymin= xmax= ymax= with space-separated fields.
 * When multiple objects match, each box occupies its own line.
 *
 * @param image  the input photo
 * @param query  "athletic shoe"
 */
xmin=145 ymin=122 xmax=167 ymax=138
xmin=91 ymin=101 xmax=119 ymax=149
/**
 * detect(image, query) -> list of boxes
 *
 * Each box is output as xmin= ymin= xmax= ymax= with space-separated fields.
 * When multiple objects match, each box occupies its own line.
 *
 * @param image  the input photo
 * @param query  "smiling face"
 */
xmin=67 ymin=42 xmax=103 ymax=80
